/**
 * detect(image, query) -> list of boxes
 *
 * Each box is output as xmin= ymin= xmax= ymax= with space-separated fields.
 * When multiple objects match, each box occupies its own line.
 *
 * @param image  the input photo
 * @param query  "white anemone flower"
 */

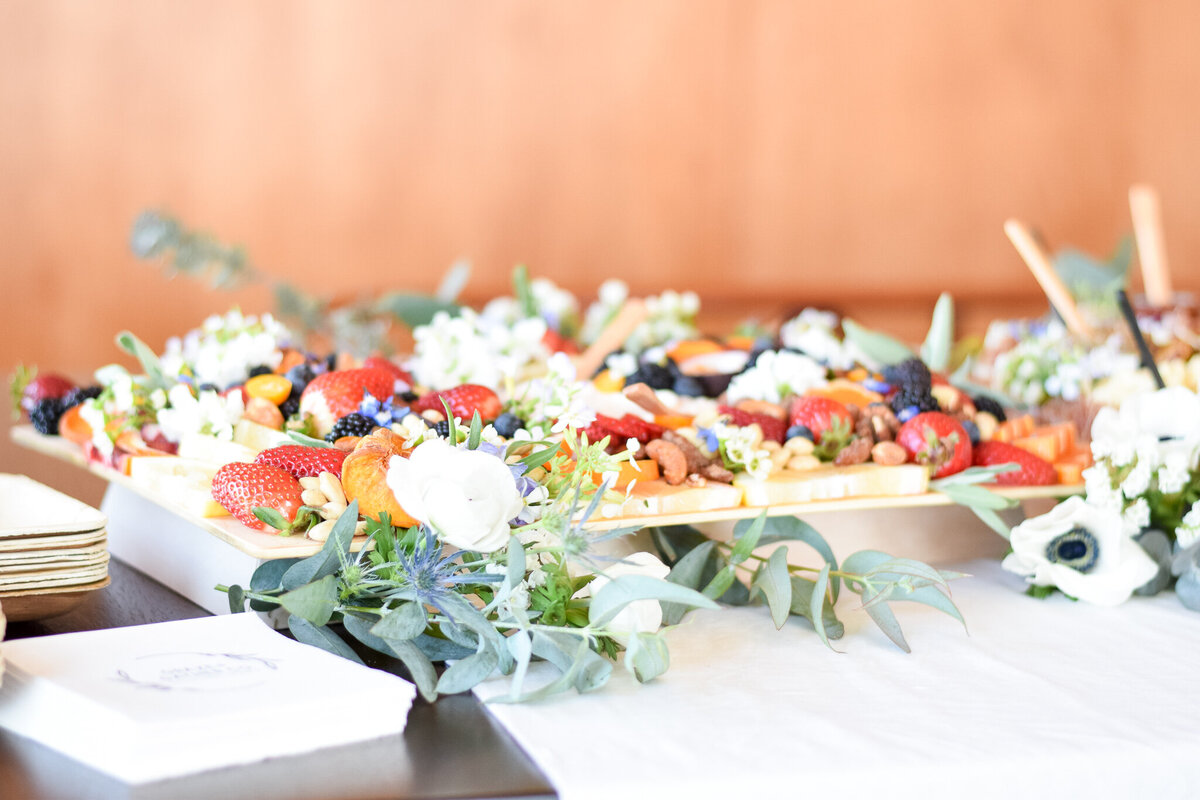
xmin=586 ymin=551 xmax=671 ymax=643
xmin=1002 ymin=496 xmax=1158 ymax=606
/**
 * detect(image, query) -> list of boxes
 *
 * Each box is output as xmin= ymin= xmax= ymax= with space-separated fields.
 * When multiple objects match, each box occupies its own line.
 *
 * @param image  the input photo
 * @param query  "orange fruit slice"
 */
xmin=667 ymin=339 xmax=724 ymax=363
xmin=654 ymin=414 xmax=695 ymax=430
xmin=806 ymin=379 xmax=883 ymax=409
xmin=245 ymin=374 xmax=293 ymax=405
xmin=57 ymin=405 xmax=93 ymax=445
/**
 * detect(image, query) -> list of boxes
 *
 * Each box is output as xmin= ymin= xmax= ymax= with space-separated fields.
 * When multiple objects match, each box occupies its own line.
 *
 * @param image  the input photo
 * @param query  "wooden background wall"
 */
xmin=3 ymin=0 xmax=1199 ymax=503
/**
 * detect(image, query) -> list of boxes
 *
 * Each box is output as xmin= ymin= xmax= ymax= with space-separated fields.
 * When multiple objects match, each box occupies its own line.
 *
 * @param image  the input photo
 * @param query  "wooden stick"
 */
xmin=572 ymin=298 xmax=649 ymax=378
xmin=1129 ymin=184 xmax=1173 ymax=307
xmin=1004 ymin=219 xmax=1095 ymax=340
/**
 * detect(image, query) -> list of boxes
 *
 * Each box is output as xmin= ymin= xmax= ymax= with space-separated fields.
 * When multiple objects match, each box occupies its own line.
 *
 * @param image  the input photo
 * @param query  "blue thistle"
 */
xmin=389 ymin=528 xmax=501 ymax=617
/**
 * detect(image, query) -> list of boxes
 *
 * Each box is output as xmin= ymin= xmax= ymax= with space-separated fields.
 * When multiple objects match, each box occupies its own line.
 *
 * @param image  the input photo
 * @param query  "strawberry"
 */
xmin=300 ymin=368 xmax=397 ymax=437
xmin=593 ymin=413 xmax=665 ymax=443
xmin=542 ymin=328 xmax=580 ymax=355
xmin=719 ymin=405 xmax=786 ymax=444
xmin=896 ymin=411 xmax=972 ymax=478
xmin=255 ymin=444 xmax=348 ymax=479
xmin=12 ymin=365 xmax=75 ymax=419
xmin=789 ymin=396 xmax=853 ymax=443
xmin=363 ymin=356 xmax=413 ymax=389
xmin=413 ymin=384 xmax=503 ymax=422
xmin=972 ymin=441 xmax=1057 ymax=486
xmin=210 ymin=462 xmax=310 ymax=533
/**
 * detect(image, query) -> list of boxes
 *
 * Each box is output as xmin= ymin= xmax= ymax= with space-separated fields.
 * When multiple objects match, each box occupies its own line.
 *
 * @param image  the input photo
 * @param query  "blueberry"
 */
xmin=785 ymin=424 xmax=814 ymax=442
xmin=961 ymin=419 xmax=980 ymax=446
xmin=434 ymin=420 xmax=451 ymax=438
xmin=198 ymin=383 xmax=219 ymax=393
xmin=896 ymin=405 xmax=920 ymax=423
xmin=399 ymin=390 xmax=418 ymax=403
xmin=247 ymin=365 xmax=273 ymax=378
xmin=285 ymin=363 xmax=317 ymax=392
xmin=671 ymin=375 xmax=705 ymax=397
xmin=493 ymin=412 xmax=524 ymax=438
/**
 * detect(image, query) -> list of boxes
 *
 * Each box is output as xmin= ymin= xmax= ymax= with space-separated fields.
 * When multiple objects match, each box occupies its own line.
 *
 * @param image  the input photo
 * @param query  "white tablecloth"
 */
xmin=475 ymin=560 xmax=1200 ymax=800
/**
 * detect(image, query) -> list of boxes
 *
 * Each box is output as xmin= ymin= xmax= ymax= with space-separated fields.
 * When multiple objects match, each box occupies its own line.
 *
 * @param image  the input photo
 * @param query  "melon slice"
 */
xmin=177 ymin=433 xmax=257 ymax=467
xmin=233 ymin=418 xmax=293 ymax=453
xmin=734 ymin=464 xmax=929 ymax=506
xmin=616 ymin=481 xmax=745 ymax=517
xmin=128 ymin=456 xmax=228 ymax=517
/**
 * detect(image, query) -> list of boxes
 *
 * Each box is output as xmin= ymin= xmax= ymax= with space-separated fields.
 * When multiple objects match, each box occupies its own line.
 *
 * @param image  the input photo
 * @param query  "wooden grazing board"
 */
xmin=13 ymin=426 xmax=1083 ymax=556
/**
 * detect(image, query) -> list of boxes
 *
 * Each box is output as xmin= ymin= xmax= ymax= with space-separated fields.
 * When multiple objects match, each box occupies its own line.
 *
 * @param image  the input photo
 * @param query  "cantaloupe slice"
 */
xmin=617 ymin=481 xmax=745 ymax=517
xmin=993 ymin=414 xmax=1035 ymax=443
xmin=177 ymin=433 xmax=257 ymax=466
xmin=733 ymin=464 xmax=929 ymax=506
xmin=128 ymin=456 xmax=228 ymax=517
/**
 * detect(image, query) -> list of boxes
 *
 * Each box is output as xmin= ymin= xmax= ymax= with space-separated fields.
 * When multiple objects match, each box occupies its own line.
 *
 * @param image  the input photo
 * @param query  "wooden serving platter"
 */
xmin=13 ymin=426 xmax=1083 ymax=556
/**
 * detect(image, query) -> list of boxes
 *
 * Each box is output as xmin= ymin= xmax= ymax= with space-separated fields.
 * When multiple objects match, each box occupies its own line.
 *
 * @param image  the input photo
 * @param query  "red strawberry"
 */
xmin=542 ymin=329 xmax=580 ymax=355
xmin=896 ymin=411 xmax=972 ymax=478
xmin=363 ymin=356 xmax=413 ymax=388
xmin=789 ymin=396 xmax=853 ymax=443
xmin=12 ymin=366 xmax=75 ymax=418
xmin=719 ymin=405 xmax=786 ymax=444
xmin=211 ymin=462 xmax=306 ymax=532
xmin=300 ymin=368 xmax=396 ymax=437
xmin=255 ymin=444 xmax=348 ymax=479
xmin=413 ymin=384 xmax=503 ymax=422
xmin=973 ymin=441 xmax=1057 ymax=486
xmin=593 ymin=413 xmax=665 ymax=443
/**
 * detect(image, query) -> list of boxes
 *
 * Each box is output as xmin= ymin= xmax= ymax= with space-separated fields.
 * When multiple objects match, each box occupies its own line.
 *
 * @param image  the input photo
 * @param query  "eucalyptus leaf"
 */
xmin=281 ymin=501 xmax=359 ymax=590
xmin=890 ymin=583 xmax=967 ymax=630
xmin=506 ymin=630 xmax=533 ymax=699
xmin=287 ymin=431 xmax=336 ymax=449
xmin=861 ymin=591 xmax=911 ymax=653
xmin=513 ymin=264 xmax=537 ymax=318
xmin=250 ymin=558 xmax=298 ymax=592
xmin=662 ymin=540 xmax=716 ymax=625
xmin=842 ymin=318 xmax=916 ymax=366
xmin=931 ymin=465 xmax=1019 ymax=487
xmin=751 ymin=547 xmax=793 ymax=630
xmin=626 ymin=631 xmax=671 ymax=683
xmin=439 ymin=593 xmax=511 ymax=672
xmin=789 ymin=577 xmax=845 ymax=639
xmin=756 ymin=516 xmax=840 ymax=601
xmin=589 ymin=575 xmax=718 ymax=628
xmin=920 ymin=293 xmax=955 ymax=373
xmin=505 ymin=535 xmax=527 ymax=594
xmin=730 ymin=511 xmax=768 ymax=564
xmin=864 ymin=557 xmax=951 ymax=590
xmin=437 ymin=650 xmax=500 ymax=695
xmin=702 ymin=565 xmax=737 ymax=601
xmin=371 ymin=602 xmax=427 ymax=642
xmin=343 ymin=614 xmax=439 ymax=702
xmin=436 ymin=259 xmax=471 ymax=302
xmin=809 ymin=565 xmax=839 ymax=652
xmin=467 ymin=412 xmax=483 ymax=450
xmin=531 ymin=630 xmax=612 ymax=694
xmin=650 ymin=525 xmax=711 ymax=565
xmin=115 ymin=331 xmax=170 ymax=389
xmin=373 ymin=293 xmax=461 ymax=329
xmin=287 ymin=615 xmax=365 ymax=665
xmin=413 ymin=634 xmax=476 ymax=662
xmin=226 ymin=584 xmax=246 ymax=614
xmin=935 ymin=485 xmax=1016 ymax=510
xmin=519 ymin=445 xmax=561 ymax=472
xmin=492 ymin=636 xmax=593 ymax=704
xmin=278 ymin=574 xmax=337 ymax=626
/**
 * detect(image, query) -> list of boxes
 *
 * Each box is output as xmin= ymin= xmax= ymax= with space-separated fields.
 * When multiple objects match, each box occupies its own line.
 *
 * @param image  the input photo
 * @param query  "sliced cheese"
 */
xmin=734 ymin=464 xmax=929 ymax=506
xmin=233 ymin=419 xmax=293 ymax=453
xmin=618 ymin=481 xmax=745 ymax=517
xmin=177 ymin=433 xmax=257 ymax=466
xmin=128 ymin=456 xmax=228 ymax=518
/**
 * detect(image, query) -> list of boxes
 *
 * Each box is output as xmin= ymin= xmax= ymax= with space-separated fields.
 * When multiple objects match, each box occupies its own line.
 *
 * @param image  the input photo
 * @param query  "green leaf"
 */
xmin=505 ymin=535 xmax=526 ymax=594
xmin=649 ymin=525 xmax=711 ymax=565
xmin=280 ymin=500 xmax=359 ymax=590
xmin=115 ymin=331 xmax=170 ymax=389
xmin=373 ymin=293 xmax=461 ymax=329
xmin=513 ymin=264 xmax=537 ymax=318
xmin=931 ymin=465 xmax=1019 ymax=488
xmin=437 ymin=650 xmax=500 ymax=695
xmin=920 ymin=292 xmax=955 ymax=373
xmin=531 ymin=630 xmax=612 ymax=694
xmin=891 ymin=583 xmax=967 ymax=631
xmin=757 ymin=516 xmax=841 ymax=601
xmin=702 ymin=564 xmax=737 ymax=601
xmin=863 ymin=557 xmax=952 ymax=590
xmin=286 ymin=431 xmax=336 ymax=449
xmin=841 ymin=318 xmax=915 ymax=366
xmin=505 ymin=630 xmax=533 ymax=699
xmin=809 ymin=564 xmax=837 ymax=652
xmin=626 ymin=631 xmax=671 ymax=683
xmin=662 ymin=540 xmax=716 ymax=625
xmin=278 ymin=574 xmax=337 ymax=626
xmin=519 ymin=445 xmax=561 ymax=472
xmin=750 ymin=547 xmax=793 ymax=630
xmin=861 ymin=590 xmax=910 ymax=653
xmin=789 ymin=577 xmax=845 ymax=639
xmin=438 ymin=593 xmax=512 ymax=672
xmin=729 ymin=511 xmax=767 ymax=565
xmin=343 ymin=614 xmax=439 ymax=702
xmin=253 ymin=506 xmax=291 ymax=532
xmin=250 ymin=558 xmax=297 ymax=592
xmin=226 ymin=584 xmax=246 ymax=613
xmin=589 ymin=575 xmax=718 ymax=628
xmin=371 ymin=602 xmax=427 ymax=641
xmin=435 ymin=259 xmax=471 ymax=303
xmin=413 ymin=634 xmax=475 ymax=662
xmin=467 ymin=412 xmax=483 ymax=450
xmin=287 ymin=616 xmax=365 ymax=664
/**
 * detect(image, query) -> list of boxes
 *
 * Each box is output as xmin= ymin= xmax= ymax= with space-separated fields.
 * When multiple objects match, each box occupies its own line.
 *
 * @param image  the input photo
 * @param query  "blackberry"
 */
xmin=493 ymin=412 xmax=524 ymax=438
xmin=434 ymin=420 xmax=451 ymax=438
xmin=972 ymin=395 xmax=1008 ymax=423
xmin=325 ymin=353 xmax=338 ymax=372
xmin=247 ymin=365 xmax=273 ymax=378
xmin=672 ymin=375 xmax=705 ymax=397
xmin=882 ymin=358 xmax=932 ymax=392
xmin=889 ymin=389 xmax=939 ymax=418
xmin=279 ymin=395 xmax=301 ymax=419
xmin=62 ymin=385 xmax=102 ymax=409
xmin=399 ymin=390 xmax=418 ymax=403
xmin=30 ymin=398 xmax=66 ymax=435
xmin=626 ymin=363 xmax=673 ymax=391
xmin=325 ymin=413 xmax=376 ymax=442
xmin=786 ymin=424 xmax=814 ymax=442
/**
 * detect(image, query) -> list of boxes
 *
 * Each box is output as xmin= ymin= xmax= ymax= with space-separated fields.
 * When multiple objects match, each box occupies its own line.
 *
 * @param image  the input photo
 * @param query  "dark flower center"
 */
xmin=1045 ymin=526 xmax=1099 ymax=573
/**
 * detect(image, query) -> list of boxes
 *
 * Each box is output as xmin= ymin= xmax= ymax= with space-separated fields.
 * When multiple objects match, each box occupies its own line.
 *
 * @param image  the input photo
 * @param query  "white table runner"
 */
xmin=475 ymin=559 xmax=1200 ymax=799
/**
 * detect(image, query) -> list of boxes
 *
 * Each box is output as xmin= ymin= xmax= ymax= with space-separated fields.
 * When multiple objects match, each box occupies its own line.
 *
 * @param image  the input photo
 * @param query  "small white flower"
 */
xmin=1120 ymin=461 xmax=1152 ymax=499
xmin=156 ymin=385 xmax=245 ymax=443
xmin=586 ymin=551 xmax=671 ymax=643
xmin=385 ymin=439 xmax=525 ymax=553
xmin=725 ymin=350 xmax=828 ymax=405
xmin=1002 ymin=496 xmax=1158 ymax=606
xmin=1121 ymin=498 xmax=1151 ymax=532
xmin=1177 ymin=502 xmax=1200 ymax=548
xmin=1157 ymin=451 xmax=1191 ymax=495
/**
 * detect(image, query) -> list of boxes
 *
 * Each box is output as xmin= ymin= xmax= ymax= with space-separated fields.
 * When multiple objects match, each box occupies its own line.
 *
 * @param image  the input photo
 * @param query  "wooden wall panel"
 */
xmin=3 ymin=1 xmax=1200 ymax=502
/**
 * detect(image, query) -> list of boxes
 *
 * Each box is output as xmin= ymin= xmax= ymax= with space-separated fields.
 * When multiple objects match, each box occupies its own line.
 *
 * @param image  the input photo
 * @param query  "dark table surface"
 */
xmin=0 ymin=559 xmax=556 ymax=800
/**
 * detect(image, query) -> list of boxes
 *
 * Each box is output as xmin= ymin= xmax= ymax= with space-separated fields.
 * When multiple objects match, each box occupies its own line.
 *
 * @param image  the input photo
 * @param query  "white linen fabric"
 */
xmin=475 ymin=559 xmax=1200 ymax=800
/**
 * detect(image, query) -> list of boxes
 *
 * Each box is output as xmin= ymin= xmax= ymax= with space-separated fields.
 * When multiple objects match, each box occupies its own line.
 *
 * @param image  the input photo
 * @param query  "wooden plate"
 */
xmin=0 ymin=577 xmax=111 ymax=622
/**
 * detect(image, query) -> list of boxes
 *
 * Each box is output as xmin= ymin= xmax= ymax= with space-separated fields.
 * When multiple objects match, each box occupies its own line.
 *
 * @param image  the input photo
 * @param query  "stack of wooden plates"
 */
xmin=0 ymin=474 xmax=110 ymax=622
